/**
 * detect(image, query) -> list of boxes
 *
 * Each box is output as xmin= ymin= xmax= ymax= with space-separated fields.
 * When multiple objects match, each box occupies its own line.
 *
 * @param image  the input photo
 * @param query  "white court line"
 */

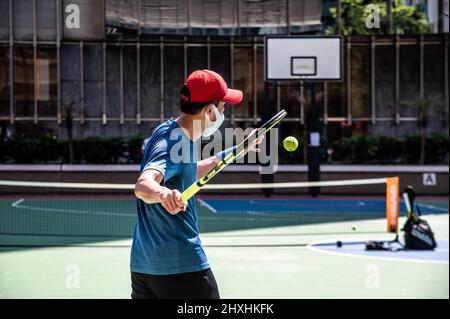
xmin=196 ymin=201 xmax=305 ymax=220
xmin=12 ymin=198 xmax=24 ymax=207
xmin=197 ymin=198 xmax=218 ymax=214
xmin=10 ymin=199 xmax=135 ymax=217
xmin=198 ymin=215 xmax=293 ymax=221
xmin=307 ymin=239 xmax=449 ymax=265
xmin=10 ymin=199 xmax=317 ymax=222
xmin=417 ymin=204 xmax=449 ymax=213
xmin=246 ymin=211 xmax=269 ymax=217
xmin=0 ymin=180 xmax=134 ymax=189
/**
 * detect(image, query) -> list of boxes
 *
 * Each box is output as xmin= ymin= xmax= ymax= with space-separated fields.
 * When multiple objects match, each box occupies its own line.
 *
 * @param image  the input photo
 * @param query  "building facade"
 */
xmin=0 ymin=0 xmax=448 ymax=142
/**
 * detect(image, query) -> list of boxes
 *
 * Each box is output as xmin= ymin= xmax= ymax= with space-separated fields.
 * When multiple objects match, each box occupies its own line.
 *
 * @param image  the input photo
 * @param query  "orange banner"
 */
xmin=386 ymin=177 xmax=399 ymax=233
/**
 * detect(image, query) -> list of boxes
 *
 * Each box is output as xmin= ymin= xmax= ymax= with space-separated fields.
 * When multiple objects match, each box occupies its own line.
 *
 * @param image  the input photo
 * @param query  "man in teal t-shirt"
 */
xmin=131 ymin=69 xmax=261 ymax=299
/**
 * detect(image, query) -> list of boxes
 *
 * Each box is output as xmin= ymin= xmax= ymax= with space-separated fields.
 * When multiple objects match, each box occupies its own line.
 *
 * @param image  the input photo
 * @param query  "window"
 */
xmin=164 ymin=46 xmax=184 ymax=117
xmin=37 ymin=0 xmax=57 ymax=40
xmin=36 ymin=48 xmax=57 ymax=118
xmin=14 ymin=46 xmax=34 ymax=117
xmin=13 ymin=0 xmax=33 ymax=40
xmin=0 ymin=0 xmax=9 ymax=40
xmin=0 ymin=46 xmax=10 ymax=117
xmin=350 ymin=46 xmax=371 ymax=118
xmin=60 ymin=44 xmax=81 ymax=119
xmin=123 ymin=46 xmax=137 ymax=119
xmin=140 ymin=45 xmax=161 ymax=119
xmin=233 ymin=47 xmax=253 ymax=123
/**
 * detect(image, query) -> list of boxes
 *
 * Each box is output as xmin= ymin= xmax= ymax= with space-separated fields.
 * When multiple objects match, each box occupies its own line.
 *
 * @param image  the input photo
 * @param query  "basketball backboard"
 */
xmin=265 ymin=36 xmax=342 ymax=82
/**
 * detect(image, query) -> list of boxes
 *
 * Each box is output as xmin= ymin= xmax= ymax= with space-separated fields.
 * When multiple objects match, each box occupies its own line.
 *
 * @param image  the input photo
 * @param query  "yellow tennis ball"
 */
xmin=352 ymin=224 xmax=357 ymax=231
xmin=283 ymin=136 xmax=298 ymax=152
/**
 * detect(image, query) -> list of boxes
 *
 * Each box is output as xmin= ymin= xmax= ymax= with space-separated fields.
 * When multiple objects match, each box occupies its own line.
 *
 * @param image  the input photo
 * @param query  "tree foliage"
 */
xmin=326 ymin=0 xmax=432 ymax=35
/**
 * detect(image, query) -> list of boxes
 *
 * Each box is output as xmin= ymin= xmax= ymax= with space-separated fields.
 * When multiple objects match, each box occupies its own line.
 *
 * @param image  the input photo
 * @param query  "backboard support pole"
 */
xmin=307 ymin=82 xmax=321 ymax=197
xmin=264 ymin=36 xmax=342 ymax=198
xmin=261 ymin=81 xmax=274 ymax=197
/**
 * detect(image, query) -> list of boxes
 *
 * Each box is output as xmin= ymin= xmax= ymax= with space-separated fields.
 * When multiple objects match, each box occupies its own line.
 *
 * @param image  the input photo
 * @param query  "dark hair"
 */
xmin=180 ymin=85 xmax=209 ymax=115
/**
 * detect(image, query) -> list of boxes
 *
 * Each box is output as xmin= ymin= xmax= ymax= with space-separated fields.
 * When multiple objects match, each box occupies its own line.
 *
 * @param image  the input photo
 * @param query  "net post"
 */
xmin=386 ymin=177 xmax=399 ymax=233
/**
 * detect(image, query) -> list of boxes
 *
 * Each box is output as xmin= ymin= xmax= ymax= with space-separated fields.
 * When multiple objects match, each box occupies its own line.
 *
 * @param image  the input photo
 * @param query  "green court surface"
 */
xmin=0 ymin=197 xmax=448 ymax=299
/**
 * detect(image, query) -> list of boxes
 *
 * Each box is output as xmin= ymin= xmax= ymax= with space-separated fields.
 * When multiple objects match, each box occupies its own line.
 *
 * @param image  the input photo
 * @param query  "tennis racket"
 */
xmin=181 ymin=109 xmax=287 ymax=202
xmin=402 ymin=192 xmax=413 ymax=219
xmin=402 ymin=186 xmax=418 ymax=220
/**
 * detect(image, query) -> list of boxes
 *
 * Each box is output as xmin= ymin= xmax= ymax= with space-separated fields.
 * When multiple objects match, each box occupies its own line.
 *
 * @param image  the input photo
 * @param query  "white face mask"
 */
xmin=203 ymin=104 xmax=224 ymax=137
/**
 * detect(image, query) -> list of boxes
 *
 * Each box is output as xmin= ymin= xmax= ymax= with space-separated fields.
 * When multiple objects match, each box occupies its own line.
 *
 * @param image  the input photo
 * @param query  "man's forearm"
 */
xmin=135 ymin=177 xmax=166 ymax=204
xmin=197 ymin=146 xmax=237 ymax=179
xmin=134 ymin=169 xmax=186 ymax=213
xmin=197 ymin=156 xmax=220 ymax=179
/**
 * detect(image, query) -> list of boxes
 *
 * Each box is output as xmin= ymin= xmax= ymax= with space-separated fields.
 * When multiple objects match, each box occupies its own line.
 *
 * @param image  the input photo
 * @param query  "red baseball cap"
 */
xmin=182 ymin=70 xmax=243 ymax=104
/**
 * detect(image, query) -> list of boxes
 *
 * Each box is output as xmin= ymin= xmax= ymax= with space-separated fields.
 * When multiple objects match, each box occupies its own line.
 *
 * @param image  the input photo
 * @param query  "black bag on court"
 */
xmin=365 ymin=185 xmax=437 ymax=251
xmin=402 ymin=216 xmax=436 ymax=250
xmin=401 ymin=185 xmax=437 ymax=250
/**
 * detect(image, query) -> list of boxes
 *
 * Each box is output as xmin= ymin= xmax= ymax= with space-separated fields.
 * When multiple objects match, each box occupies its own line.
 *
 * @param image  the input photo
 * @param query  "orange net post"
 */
xmin=386 ymin=177 xmax=399 ymax=233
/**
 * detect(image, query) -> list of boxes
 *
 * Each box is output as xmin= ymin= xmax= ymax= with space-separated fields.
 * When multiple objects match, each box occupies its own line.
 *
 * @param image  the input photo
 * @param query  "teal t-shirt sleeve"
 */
xmin=142 ymin=139 xmax=180 ymax=183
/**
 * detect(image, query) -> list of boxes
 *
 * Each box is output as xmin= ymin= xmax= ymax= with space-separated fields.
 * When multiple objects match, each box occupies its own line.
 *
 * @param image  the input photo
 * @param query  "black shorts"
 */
xmin=131 ymin=268 xmax=220 ymax=299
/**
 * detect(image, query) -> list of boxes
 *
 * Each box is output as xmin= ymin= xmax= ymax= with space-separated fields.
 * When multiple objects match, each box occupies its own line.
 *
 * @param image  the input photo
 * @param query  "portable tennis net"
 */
xmin=0 ymin=178 xmax=399 ymax=246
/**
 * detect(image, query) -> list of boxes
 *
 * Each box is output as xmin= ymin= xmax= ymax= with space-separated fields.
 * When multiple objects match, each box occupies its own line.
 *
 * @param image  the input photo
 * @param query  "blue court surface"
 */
xmin=309 ymin=240 xmax=449 ymax=263
xmin=197 ymin=196 xmax=448 ymax=237
xmin=201 ymin=197 xmax=448 ymax=215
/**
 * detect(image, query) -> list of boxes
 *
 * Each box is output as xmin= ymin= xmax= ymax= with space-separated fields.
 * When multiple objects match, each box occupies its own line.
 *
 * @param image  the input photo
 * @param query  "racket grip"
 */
xmin=181 ymin=183 xmax=201 ymax=203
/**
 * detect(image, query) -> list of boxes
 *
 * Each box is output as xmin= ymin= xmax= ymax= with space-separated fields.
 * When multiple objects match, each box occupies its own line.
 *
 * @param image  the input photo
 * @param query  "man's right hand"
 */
xmin=159 ymin=187 xmax=187 ymax=215
xmin=134 ymin=169 xmax=187 ymax=214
